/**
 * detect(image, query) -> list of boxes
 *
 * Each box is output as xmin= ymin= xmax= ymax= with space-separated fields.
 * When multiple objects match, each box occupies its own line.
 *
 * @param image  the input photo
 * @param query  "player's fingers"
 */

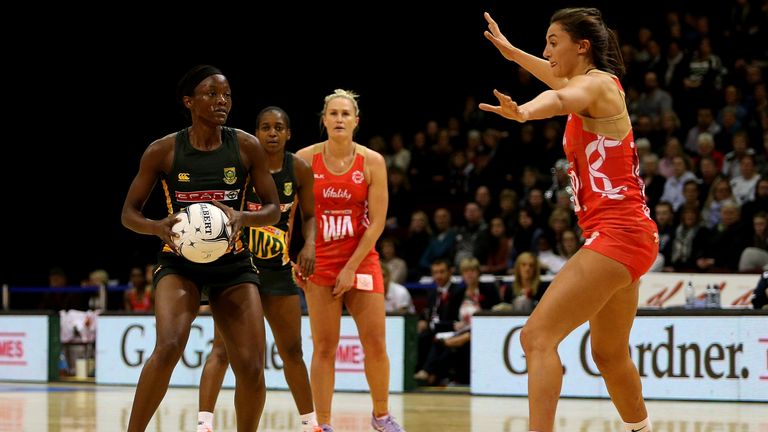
xmin=493 ymin=89 xmax=510 ymax=101
xmin=484 ymin=12 xmax=497 ymax=30
xmin=478 ymin=103 xmax=500 ymax=114
xmin=304 ymin=259 xmax=315 ymax=276
xmin=228 ymin=228 xmax=239 ymax=247
xmin=211 ymin=200 xmax=234 ymax=219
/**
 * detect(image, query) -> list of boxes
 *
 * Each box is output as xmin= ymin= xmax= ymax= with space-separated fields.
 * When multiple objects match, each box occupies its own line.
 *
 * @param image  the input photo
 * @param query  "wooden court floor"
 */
xmin=0 ymin=382 xmax=765 ymax=431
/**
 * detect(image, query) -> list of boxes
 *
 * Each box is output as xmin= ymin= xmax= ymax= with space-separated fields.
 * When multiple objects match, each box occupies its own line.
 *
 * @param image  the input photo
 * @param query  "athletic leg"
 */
xmin=344 ymin=290 xmax=389 ymax=417
xmin=588 ymin=280 xmax=649 ymax=424
xmin=262 ymin=294 xmax=314 ymax=414
xmin=208 ymin=282 xmax=266 ymax=432
xmin=520 ymin=249 xmax=632 ymax=432
xmin=198 ymin=324 xmax=228 ymax=430
xmin=303 ymin=281 xmax=343 ymax=425
xmin=127 ymin=275 xmax=200 ymax=432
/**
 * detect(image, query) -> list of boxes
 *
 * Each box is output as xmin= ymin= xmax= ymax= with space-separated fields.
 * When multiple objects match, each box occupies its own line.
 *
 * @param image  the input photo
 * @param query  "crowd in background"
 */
xmin=375 ymin=3 xmax=767 ymax=281
xmin=24 ymin=2 xmax=768 ymax=306
xmin=11 ymin=1 xmax=767 ymax=386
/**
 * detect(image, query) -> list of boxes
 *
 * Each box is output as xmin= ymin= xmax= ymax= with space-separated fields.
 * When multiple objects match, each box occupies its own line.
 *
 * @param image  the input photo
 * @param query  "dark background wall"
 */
xmin=2 ymin=0 xmax=716 ymax=285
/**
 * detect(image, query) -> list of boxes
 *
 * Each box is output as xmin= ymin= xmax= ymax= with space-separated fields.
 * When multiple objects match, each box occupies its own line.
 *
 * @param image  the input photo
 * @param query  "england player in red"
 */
xmin=480 ymin=8 xmax=658 ymax=432
xmin=296 ymin=89 xmax=405 ymax=432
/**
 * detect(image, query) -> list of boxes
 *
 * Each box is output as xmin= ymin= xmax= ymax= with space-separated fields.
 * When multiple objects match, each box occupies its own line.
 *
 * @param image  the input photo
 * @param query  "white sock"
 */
xmin=624 ymin=416 xmax=651 ymax=432
xmin=300 ymin=411 xmax=318 ymax=430
xmin=198 ymin=411 xmax=214 ymax=426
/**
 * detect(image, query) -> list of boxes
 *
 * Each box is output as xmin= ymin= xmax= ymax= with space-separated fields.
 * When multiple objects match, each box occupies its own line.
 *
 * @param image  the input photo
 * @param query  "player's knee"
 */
xmin=361 ymin=335 xmax=387 ymax=359
xmin=591 ymin=346 xmax=628 ymax=372
xmin=230 ymin=350 xmax=265 ymax=380
xmin=519 ymin=325 xmax=551 ymax=356
xmin=237 ymin=360 xmax=265 ymax=384
xmin=277 ymin=338 xmax=304 ymax=363
xmin=153 ymin=337 xmax=186 ymax=363
xmin=209 ymin=343 xmax=229 ymax=365
xmin=312 ymin=336 xmax=340 ymax=359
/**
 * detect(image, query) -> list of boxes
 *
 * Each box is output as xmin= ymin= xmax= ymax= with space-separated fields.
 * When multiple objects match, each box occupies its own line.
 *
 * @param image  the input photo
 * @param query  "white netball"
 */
xmin=171 ymin=202 xmax=232 ymax=264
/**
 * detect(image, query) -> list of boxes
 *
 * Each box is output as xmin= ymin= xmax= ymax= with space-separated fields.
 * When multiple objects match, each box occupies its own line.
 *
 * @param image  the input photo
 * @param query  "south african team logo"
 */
xmin=283 ymin=182 xmax=293 ymax=196
xmin=223 ymin=167 xmax=237 ymax=185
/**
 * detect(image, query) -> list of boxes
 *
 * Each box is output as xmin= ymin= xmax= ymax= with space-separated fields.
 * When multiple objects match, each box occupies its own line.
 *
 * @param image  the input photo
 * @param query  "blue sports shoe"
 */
xmin=318 ymin=424 xmax=333 ymax=432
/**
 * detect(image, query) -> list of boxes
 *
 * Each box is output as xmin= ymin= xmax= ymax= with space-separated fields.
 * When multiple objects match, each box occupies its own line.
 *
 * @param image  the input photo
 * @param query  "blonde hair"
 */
xmin=459 ymin=257 xmax=480 ymax=273
xmin=512 ymin=252 xmax=541 ymax=297
xmin=322 ymin=89 xmax=360 ymax=117
xmin=410 ymin=210 xmax=433 ymax=236
xmin=89 ymin=269 xmax=110 ymax=286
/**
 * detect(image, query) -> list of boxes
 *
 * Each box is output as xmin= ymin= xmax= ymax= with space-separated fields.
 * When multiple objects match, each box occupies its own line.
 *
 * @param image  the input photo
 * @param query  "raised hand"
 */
xmin=479 ymin=89 xmax=530 ymax=122
xmin=484 ymin=12 xmax=516 ymax=61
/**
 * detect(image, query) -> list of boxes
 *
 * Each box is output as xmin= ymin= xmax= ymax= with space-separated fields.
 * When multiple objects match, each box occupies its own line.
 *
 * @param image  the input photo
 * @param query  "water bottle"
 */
xmin=705 ymin=284 xmax=718 ymax=308
xmin=712 ymin=283 xmax=721 ymax=308
xmin=58 ymin=351 xmax=69 ymax=376
xmin=685 ymin=280 xmax=695 ymax=308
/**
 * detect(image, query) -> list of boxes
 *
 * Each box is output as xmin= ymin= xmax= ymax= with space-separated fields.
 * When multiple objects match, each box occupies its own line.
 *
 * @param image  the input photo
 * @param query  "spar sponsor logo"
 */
xmin=176 ymin=190 xmax=240 ymax=202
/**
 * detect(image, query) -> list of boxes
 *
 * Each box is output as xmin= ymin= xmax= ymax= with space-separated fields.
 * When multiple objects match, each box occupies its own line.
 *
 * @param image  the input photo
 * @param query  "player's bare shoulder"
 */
xmin=233 ymin=128 xmax=266 ymax=168
xmin=357 ymin=143 xmax=386 ymax=183
xmin=357 ymin=143 xmax=386 ymax=168
xmin=582 ymin=71 xmax=619 ymax=97
xmin=292 ymin=150 xmax=312 ymax=172
xmin=233 ymin=128 xmax=260 ymax=149
xmin=296 ymin=142 xmax=323 ymax=165
xmin=146 ymin=132 xmax=176 ymax=153
xmin=589 ymin=71 xmax=625 ymax=115
xmin=142 ymin=132 xmax=176 ymax=165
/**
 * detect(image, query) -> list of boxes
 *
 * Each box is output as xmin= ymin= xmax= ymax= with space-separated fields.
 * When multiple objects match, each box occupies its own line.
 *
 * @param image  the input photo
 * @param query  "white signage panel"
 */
xmin=96 ymin=315 xmax=405 ymax=392
xmin=0 ymin=315 xmax=50 ymax=382
xmin=472 ymin=315 xmax=768 ymax=401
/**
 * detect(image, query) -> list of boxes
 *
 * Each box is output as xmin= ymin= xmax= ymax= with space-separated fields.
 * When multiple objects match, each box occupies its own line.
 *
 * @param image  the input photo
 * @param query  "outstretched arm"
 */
xmin=479 ymin=75 xmax=597 ymax=122
xmin=484 ymin=12 xmax=568 ymax=90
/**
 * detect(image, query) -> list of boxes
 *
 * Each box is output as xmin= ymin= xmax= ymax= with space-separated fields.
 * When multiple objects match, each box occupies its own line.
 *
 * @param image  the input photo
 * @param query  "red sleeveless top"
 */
xmin=563 ymin=73 xmax=655 ymax=235
xmin=127 ymin=289 xmax=152 ymax=312
xmin=309 ymin=144 xmax=382 ymax=290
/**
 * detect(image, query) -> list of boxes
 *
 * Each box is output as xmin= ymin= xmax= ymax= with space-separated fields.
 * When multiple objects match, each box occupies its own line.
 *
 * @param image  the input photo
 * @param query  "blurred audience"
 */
xmin=123 ymin=266 xmax=153 ymax=312
xmin=380 ymin=237 xmax=408 ymax=285
xmin=499 ymin=252 xmax=549 ymax=313
xmin=382 ymin=265 xmax=415 ymax=314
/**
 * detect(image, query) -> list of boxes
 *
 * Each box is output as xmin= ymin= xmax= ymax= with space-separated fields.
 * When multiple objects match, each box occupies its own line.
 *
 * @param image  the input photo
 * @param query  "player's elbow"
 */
xmin=368 ymin=217 xmax=386 ymax=237
xmin=266 ymin=204 xmax=281 ymax=225
xmin=551 ymin=92 xmax=571 ymax=115
xmin=120 ymin=207 xmax=134 ymax=230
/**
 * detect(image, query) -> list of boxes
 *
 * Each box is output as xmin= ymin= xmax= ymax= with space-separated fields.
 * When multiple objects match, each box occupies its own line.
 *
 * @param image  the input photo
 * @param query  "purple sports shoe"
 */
xmin=371 ymin=413 xmax=405 ymax=431
xmin=318 ymin=424 xmax=333 ymax=432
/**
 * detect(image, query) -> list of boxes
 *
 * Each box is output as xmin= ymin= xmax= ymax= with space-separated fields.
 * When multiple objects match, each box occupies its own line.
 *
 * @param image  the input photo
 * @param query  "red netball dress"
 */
xmin=563 ymin=71 xmax=659 ymax=280
xmin=309 ymin=144 xmax=384 ymax=293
